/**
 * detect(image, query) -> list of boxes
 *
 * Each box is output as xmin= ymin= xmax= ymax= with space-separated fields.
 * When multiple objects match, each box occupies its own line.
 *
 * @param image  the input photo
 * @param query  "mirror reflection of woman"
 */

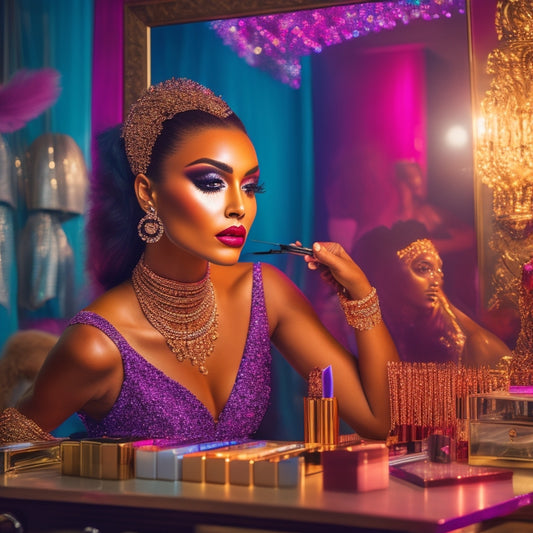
xmin=395 ymin=160 xmax=475 ymax=256
xmin=0 ymin=79 xmax=399 ymax=445
xmin=354 ymin=221 xmax=510 ymax=367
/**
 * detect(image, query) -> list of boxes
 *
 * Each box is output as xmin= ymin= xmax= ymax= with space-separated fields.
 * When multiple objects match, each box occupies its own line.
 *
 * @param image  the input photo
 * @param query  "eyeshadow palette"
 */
xmin=389 ymin=459 xmax=512 ymax=487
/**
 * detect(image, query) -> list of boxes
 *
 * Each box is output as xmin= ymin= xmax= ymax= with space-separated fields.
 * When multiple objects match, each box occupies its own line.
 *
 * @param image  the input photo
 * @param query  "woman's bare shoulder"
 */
xmin=212 ymin=261 xmax=295 ymax=291
xmin=259 ymin=261 xmax=292 ymax=281
xmin=259 ymin=261 xmax=304 ymax=296
xmin=253 ymin=262 xmax=312 ymax=325
xmin=17 ymin=309 xmax=124 ymax=427
xmin=57 ymin=283 xmax=135 ymax=372
xmin=84 ymin=281 xmax=142 ymax=327
xmin=51 ymin=319 xmax=121 ymax=374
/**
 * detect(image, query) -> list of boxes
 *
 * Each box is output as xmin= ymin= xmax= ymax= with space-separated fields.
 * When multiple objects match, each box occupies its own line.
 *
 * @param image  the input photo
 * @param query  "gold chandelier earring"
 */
xmin=137 ymin=206 xmax=164 ymax=243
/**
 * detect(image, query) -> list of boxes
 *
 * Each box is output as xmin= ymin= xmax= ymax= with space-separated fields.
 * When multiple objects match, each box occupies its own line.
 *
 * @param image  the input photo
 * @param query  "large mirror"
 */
xmin=123 ymin=1 xmax=514 ymax=370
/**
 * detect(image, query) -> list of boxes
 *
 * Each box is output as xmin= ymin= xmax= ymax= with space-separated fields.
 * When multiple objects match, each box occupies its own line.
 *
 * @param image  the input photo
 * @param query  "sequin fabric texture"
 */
xmin=70 ymin=263 xmax=271 ymax=442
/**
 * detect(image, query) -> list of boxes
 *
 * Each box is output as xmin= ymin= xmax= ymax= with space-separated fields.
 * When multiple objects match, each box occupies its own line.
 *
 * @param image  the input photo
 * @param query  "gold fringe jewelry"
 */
xmin=131 ymin=255 xmax=218 ymax=375
xmin=386 ymin=361 xmax=509 ymax=445
xmin=338 ymin=286 xmax=382 ymax=331
xmin=0 ymin=408 xmax=56 ymax=445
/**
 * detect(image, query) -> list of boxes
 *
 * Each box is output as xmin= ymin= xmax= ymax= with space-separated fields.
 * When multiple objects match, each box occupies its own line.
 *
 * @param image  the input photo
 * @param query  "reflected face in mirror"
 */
xmin=396 ymin=238 xmax=443 ymax=312
xmin=396 ymin=161 xmax=426 ymax=201
xmin=399 ymin=249 xmax=444 ymax=312
xmin=154 ymin=126 xmax=260 ymax=265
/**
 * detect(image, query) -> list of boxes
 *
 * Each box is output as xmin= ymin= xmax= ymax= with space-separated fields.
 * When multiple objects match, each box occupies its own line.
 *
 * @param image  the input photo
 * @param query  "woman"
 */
xmin=395 ymin=160 xmax=475 ymax=256
xmin=0 ymin=79 xmax=398 ymax=444
xmin=354 ymin=221 xmax=510 ymax=366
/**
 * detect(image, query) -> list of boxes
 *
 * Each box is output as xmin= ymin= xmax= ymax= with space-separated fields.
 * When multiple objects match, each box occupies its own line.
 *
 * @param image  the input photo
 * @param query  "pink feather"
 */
xmin=0 ymin=68 xmax=61 ymax=133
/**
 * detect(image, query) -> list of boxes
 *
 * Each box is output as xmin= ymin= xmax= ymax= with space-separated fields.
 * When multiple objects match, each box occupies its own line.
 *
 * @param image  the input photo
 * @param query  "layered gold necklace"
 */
xmin=131 ymin=255 xmax=218 ymax=375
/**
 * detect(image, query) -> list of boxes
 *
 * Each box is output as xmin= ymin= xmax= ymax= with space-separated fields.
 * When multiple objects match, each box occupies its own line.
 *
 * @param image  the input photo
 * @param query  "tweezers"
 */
xmin=251 ymin=240 xmax=313 ymax=256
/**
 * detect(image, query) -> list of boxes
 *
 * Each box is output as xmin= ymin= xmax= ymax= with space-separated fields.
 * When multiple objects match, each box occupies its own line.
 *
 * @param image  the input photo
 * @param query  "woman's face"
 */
xmin=399 ymin=251 xmax=444 ymax=311
xmin=154 ymin=126 xmax=260 ymax=265
xmin=400 ymin=164 xmax=426 ymax=200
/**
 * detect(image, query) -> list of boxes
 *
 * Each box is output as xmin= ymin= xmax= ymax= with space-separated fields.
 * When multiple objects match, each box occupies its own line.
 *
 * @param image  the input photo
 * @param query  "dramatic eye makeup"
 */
xmin=184 ymin=158 xmax=264 ymax=195
xmin=412 ymin=261 xmax=433 ymax=276
xmin=241 ymin=172 xmax=265 ymax=195
xmin=243 ymin=181 xmax=266 ymax=195
xmin=412 ymin=258 xmax=442 ymax=278
xmin=186 ymin=169 xmax=226 ymax=193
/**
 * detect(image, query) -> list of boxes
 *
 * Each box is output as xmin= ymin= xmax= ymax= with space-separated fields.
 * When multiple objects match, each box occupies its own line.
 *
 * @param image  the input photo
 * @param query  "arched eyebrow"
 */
xmin=185 ymin=158 xmax=259 ymax=176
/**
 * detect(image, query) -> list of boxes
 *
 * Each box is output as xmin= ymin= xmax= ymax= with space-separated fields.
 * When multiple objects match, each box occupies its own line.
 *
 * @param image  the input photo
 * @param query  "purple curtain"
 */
xmin=92 ymin=0 xmax=124 ymax=159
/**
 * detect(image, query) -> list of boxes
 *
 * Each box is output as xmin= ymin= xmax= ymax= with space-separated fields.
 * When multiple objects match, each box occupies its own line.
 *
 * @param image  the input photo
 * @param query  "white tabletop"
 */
xmin=1 ymin=465 xmax=532 ymax=532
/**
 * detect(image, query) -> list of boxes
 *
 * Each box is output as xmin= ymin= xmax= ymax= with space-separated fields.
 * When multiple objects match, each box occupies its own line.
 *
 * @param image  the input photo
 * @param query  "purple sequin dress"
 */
xmin=69 ymin=263 xmax=271 ymax=442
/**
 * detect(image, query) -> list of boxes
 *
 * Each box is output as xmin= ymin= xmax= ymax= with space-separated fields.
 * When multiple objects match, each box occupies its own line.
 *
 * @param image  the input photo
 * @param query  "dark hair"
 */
xmin=395 ymin=160 xmax=422 ymax=182
xmin=353 ymin=220 xmax=430 ymax=298
xmin=147 ymin=110 xmax=247 ymax=181
xmin=88 ymin=110 xmax=247 ymax=291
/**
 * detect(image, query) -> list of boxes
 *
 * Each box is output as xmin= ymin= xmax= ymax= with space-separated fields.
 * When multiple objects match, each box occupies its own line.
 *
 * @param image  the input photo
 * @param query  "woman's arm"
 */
xmin=265 ymin=242 xmax=399 ymax=440
xmin=444 ymin=301 xmax=512 ymax=367
xmin=13 ymin=324 xmax=122 ymax=434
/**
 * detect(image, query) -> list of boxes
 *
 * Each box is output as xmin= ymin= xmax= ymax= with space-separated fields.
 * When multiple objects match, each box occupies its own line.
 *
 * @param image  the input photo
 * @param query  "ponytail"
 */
xmin=87 ymin=126 xmax=144 ymax=291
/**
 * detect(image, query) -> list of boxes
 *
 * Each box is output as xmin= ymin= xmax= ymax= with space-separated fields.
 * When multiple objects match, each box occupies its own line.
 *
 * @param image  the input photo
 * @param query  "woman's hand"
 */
xmin=428 ymin=291 xmax=467 ymax=356
xmin=300 ymin=240 xmax=372 ymax=300
xmin=431 ymin=291 xmax=461 ymax=329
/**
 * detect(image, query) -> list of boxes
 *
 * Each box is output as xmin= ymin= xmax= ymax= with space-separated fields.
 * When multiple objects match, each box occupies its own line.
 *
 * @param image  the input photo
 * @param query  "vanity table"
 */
xmin=0 ymin=464 xmax=532 ymax=533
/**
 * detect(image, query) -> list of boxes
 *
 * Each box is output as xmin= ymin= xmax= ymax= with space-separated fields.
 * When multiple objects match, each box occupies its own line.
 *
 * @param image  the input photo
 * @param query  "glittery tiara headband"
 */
xmin=122 ymin=78 xmax=233 ymax=175
xmin=397 ymin=238 xmax=440 ymax=266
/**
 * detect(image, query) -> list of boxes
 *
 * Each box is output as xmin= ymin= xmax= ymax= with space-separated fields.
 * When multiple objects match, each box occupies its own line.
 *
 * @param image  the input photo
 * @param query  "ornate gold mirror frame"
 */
xmin=123 ymin=0 xmax=524 ymax=345
xmin=124 ymin=0 xmax=367 ymax=115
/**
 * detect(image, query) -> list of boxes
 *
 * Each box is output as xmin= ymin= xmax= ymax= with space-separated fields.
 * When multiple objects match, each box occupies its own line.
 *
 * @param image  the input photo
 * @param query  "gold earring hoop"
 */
xmin=137 ymin=206 xmax=164 ymax=243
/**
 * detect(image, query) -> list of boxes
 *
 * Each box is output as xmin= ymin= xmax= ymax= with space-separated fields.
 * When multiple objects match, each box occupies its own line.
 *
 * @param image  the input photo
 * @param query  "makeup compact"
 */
xmin=134 ymin=438 xmax=242 ymax=480
xmin=206 ymin=442 xmax=306 ymax=486
xmin=76 ymin=438 xmax=135 ymax=480
xmin=253 ymin=454 xmax=303 ymax=488
xmin=177 ymin=440 xmax=318 ymax=488
xmin=322 ymin=443 xmax=389 ymax=492
xmin=0 ymin=440 xmax=62 ymax=474
xmin=181 ymin=441 xmax=267 ymax=483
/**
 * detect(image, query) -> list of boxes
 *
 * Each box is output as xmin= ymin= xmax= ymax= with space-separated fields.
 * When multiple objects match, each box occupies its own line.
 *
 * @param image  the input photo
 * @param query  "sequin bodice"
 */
xmin=70 ymin=263 xmax=271 ymax=442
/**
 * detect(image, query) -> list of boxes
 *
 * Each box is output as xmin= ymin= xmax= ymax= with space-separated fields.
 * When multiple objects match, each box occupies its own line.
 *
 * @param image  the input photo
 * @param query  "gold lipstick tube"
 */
xmin=304 ymin=397 xmax=339 ymax=446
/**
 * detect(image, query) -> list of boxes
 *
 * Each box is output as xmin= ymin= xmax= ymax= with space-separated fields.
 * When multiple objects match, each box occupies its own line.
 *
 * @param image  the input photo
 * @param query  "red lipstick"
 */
xmin=216 ymin=225 xmax=246 ymax=248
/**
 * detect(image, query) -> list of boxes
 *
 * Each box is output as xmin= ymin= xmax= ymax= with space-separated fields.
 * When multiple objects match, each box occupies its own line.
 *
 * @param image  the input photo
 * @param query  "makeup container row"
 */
xmin=57 ymin=436 xmax=389 ymax=492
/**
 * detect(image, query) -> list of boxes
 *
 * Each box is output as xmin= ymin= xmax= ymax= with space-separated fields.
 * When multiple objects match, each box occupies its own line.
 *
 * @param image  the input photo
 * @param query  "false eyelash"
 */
xmin=246 ymin=182 xmax=266 ymax=194
xmin=190 ymin=174 xmax=225 ymax=193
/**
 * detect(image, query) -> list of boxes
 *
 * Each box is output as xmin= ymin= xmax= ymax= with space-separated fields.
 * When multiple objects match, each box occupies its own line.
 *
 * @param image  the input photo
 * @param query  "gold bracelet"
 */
xmin=0 ymin=407 xmax=56 ymax=445
xmin=338 ymin=286 xmax=382 ymax=331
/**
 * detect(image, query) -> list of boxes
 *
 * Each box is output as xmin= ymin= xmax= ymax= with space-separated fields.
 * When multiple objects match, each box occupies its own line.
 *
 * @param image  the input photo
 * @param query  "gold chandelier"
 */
xmin=476 ymin=0 xmax=533 ymax=314
xmin=477 ymin=0 xmax=533 ymax=240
